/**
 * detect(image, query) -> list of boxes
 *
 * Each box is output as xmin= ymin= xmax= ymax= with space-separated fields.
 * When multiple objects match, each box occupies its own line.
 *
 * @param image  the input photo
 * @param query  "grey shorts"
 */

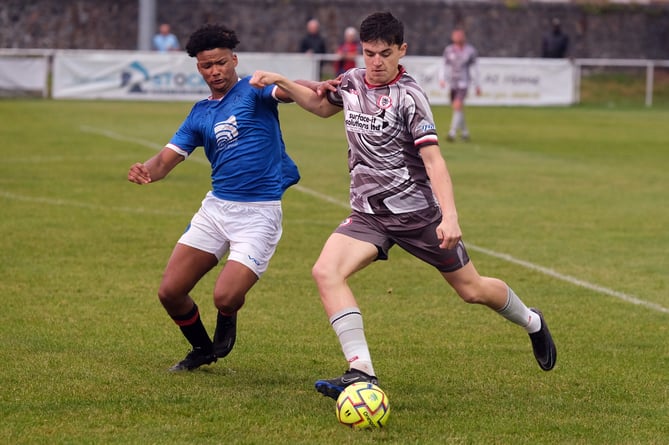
xmin=334 ymin=209 xmax=470 ymax=272
xmin=450 ymin=88 xmax=468 ymax=103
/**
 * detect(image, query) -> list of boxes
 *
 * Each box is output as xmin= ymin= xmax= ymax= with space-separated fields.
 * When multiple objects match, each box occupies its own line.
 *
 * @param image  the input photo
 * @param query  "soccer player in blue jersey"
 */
xmin=251 ymin=11 xmax=556 ymax=400
xmin=128 ymin=24 xmax=300 ymax=372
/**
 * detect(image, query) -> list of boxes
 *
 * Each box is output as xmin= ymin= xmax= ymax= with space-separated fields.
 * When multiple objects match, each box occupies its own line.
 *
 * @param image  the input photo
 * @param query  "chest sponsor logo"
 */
xmin=344 ymin=110 xmax=383 ymax=134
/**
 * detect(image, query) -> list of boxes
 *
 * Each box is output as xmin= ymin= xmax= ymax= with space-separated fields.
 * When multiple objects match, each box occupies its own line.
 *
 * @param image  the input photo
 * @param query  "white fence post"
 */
xmin=645 ymin=61 xmax=654 ymax=107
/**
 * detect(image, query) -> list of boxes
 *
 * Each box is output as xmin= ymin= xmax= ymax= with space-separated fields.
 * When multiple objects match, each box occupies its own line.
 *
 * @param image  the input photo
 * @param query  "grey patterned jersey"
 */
xmin=442 ymin=43 xmax=479 ymax=89
xmin=327 ymin=66 xmax=440 ymax=215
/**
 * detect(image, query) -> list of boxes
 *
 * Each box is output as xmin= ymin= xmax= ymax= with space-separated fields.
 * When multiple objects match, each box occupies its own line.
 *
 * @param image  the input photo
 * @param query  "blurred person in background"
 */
xmin=128 ymin=24 xmax=300 ymax=372
xmin=542 ymin=18 xmax=569 ymax=58
xmin=299 ymin=18 xmax=327 ymax=54
xmin=439 ymin=28 xmax=481 ymax=142
xmin=334 ymin=27 xmax=360 ymax=76
xmin=152 ymin=23 xmax=180 ymax=52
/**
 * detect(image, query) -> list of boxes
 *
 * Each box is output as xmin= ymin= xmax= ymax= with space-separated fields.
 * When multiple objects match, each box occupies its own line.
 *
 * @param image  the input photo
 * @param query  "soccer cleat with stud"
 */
xmin=528 ymin=308 xmax=557 ymax=371
xmin=213 ymin=312 xmax=237 ymax=359
xmin=315 ymin=369 xmax=379 ymax=400
xmin=168 ymin=347 xmax=217 ymax=372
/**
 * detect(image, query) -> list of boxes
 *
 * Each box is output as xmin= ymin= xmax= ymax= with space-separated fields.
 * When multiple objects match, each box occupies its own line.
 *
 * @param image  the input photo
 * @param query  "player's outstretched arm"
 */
xmin=128 ymin=147 xmax=184 ymax=185
xmin=250 ymin=70 xmax=340 ymax=118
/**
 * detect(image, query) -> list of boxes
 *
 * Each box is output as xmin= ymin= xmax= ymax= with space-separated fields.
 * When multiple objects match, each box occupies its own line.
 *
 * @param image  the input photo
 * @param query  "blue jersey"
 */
xmin=167 ymin=77 xmax=300 ymax=202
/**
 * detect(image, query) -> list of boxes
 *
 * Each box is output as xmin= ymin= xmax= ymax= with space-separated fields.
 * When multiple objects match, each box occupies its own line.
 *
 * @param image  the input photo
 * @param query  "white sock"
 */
xmin=449 ymin=110 xmax=462 ymax=136
xmin=459 ymin=112 xmax=469 ymax=136
xmin=330 ymin=308 xmax=375 ymax=376
xmin=497 ymin=287 xmax=541 ymax=333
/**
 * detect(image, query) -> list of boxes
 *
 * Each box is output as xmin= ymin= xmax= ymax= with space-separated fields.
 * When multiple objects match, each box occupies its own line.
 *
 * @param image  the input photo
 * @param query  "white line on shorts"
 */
xmin=75 ymin=125 xmax=669 ymax=314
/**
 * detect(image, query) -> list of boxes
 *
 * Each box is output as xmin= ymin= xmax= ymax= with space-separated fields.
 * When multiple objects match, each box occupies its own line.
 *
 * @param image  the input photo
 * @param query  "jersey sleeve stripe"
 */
xmin=414 ymin=134 xmax=439 ymax=147
xmin=166 ymin=143 xmax=189 ymax=158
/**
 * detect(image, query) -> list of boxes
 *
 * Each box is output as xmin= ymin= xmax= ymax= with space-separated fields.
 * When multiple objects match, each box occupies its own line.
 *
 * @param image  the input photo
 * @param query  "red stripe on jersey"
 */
xmin=415 ymin=134 xmax=439 ymax=147
xmin=363 ymin=65 xmax=407 ymax=88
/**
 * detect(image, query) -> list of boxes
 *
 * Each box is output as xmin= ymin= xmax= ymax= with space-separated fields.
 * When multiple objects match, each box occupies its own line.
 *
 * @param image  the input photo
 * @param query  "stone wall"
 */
xmin=1 ymin=0 xmax=668 ymax=59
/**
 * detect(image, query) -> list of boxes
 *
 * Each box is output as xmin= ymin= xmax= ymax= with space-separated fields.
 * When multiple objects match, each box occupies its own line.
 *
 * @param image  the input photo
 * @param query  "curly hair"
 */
xmin=185 ymin=24 xmax=240 ymax=57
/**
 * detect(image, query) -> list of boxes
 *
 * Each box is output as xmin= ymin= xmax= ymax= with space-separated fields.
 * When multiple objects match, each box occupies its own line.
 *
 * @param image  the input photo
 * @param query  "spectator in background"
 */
xmin=152 ymin=23 xmax=180 ymax=52
xmin=334 ymin=27 xmax=361 ymax=76
xmin=541 ymin=18 xmax=569 ymax=58
xmin=439 ymin=28 xmax=481 ymax=142
xmin=299 ymin=18 xmax=327 ymax=54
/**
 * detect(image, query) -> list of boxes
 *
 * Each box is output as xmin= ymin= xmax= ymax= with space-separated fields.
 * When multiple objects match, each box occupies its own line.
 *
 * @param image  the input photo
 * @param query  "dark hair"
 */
xmin=359 ymin=12 xmax=404 ymax=46
xmin=185 ymin=24 xmax=240 ymax=57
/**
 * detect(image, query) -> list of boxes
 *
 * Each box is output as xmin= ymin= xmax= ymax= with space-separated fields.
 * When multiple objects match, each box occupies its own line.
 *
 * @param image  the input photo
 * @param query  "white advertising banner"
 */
xmin=0 ymin=56 xmax=49 ymax=95
xmin=52 ymin=51 xmax=317 ymax=101
xmin=401 ymin=56 xmax=576 ymax=106
xmin=52 ymin=50 xmax=575 ymax=105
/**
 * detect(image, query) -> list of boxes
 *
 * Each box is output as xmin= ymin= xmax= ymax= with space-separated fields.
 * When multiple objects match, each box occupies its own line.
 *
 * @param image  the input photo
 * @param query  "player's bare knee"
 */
xmin=213 ymin=292 xmax=245 ymax=314
xmin=312 ymin=265 xmax=345 ymax=292
xmin=156 ymin=285 xmax=192 ymax=315
xmin=456 ymin=287 xmax=485 ymax=305
xmin=157 ymin=283 xmax=179 ymax=305
xmin=311 ymin=261 xmax=329 ymax=284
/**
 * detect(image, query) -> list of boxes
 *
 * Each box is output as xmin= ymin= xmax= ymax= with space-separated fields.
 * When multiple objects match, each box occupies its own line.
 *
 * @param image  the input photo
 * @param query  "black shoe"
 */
xmin=168 ymin=347 xmax=217 ymax=372
xmin=315 ymin=369 xmax=379 ymax=400
xmin=213 ymin=312 xmax=237 ymax=358
xmin=461 ymin=134 xmax=471 ymax=142
xmin=529 ymin=308 xmax=557 ymax=371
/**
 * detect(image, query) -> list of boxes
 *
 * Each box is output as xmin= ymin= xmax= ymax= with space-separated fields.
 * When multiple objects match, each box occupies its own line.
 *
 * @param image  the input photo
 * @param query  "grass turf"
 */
xmin=0 ymin=99 xmax=667 ymax=444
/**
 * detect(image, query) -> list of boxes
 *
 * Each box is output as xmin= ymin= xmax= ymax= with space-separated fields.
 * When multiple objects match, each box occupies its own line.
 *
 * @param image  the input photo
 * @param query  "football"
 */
xmin=335 ymin=382 xmax=390 ymax=429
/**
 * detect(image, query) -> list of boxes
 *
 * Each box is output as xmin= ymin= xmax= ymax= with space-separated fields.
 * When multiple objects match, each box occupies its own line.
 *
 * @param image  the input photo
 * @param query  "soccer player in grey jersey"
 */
xmin=329 ymin=66 xmax=441 ymax=215
xmin=439 ymin=29 xmax=481 ymax=142
xmin=251 ymin=11 xmax=556 ymax=400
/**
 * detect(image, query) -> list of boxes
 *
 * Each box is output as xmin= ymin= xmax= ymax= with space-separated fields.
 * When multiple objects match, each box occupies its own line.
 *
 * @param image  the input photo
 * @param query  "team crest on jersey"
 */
xmin=377 ymin=95 xmax=393 ymax=109
xmin=214 ymin=116 xmax=239 ymax=148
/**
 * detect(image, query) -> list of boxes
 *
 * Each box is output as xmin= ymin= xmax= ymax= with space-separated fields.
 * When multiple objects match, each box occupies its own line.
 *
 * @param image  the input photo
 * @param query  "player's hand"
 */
xmin=439 ymin=80 xmax=446 ymax=89
xmin=475 ymin=87 xmax=482 ymax=96
xmin=435 ymin=215 xmax=462 ymax=250
xmin=315 ymin=76 xmax=341 ymax=97
xmin=250 ymin=70 xmax=283 ymax=88
xmin=128 ymin=162 xmax=151 ymax=184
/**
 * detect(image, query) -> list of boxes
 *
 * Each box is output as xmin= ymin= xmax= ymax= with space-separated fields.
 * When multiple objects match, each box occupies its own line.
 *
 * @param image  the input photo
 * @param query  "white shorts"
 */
xmin=178 ymin=192 xmax=283 ymax=277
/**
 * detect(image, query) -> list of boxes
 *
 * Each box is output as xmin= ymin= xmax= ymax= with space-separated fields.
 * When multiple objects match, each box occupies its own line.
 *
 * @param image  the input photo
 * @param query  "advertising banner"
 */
xmin=401 ymin=56 xmax=576 ymax=106
xmin=0 ymin=56 xmax=49 ymax=96
xmin=52 ymin=51 xmax=317 ymax=101
xmin=52 ymin=50 xmax=575 ymax=105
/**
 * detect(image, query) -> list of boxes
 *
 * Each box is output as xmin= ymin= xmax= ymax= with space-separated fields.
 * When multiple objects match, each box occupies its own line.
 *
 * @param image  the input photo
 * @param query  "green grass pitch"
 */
xmin=0 ymin=99 xmax=667 ymax=444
